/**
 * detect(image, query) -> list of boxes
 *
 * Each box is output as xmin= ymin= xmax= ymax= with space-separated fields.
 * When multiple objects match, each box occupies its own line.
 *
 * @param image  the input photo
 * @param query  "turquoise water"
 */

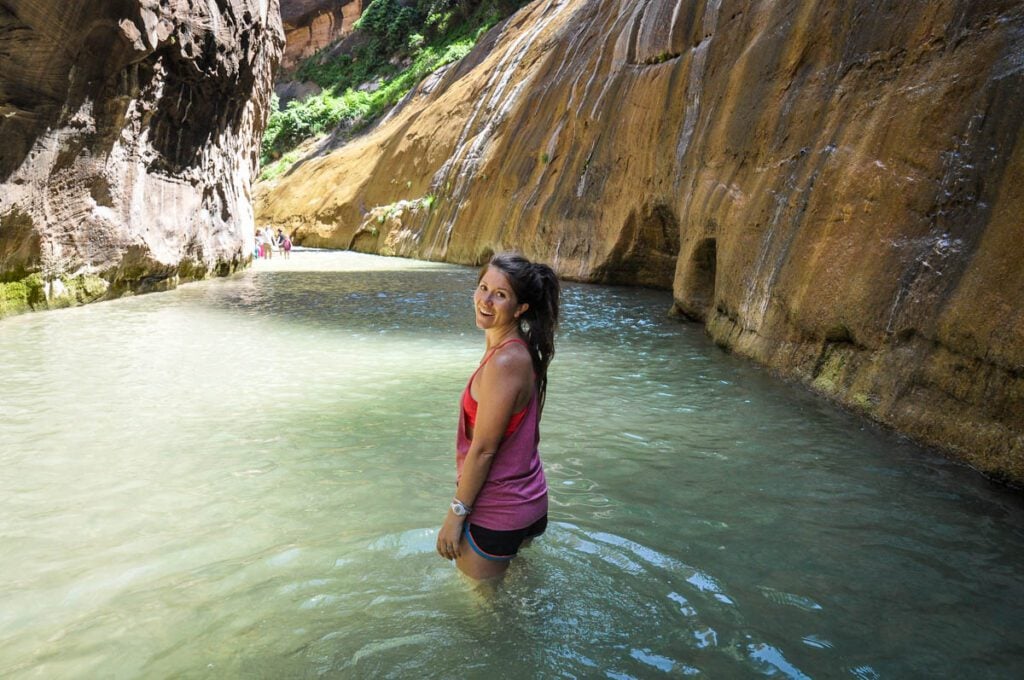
xmin=1 ymin=250 xmax=1021 ymax=678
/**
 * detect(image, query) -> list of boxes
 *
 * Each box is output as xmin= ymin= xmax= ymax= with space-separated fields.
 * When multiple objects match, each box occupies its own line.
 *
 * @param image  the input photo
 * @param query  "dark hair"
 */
xmin=481 ymin=252 xmax=561 ymax=409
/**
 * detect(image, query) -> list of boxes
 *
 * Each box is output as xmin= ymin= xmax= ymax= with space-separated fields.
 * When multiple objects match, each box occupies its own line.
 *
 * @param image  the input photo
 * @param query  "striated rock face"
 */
xmin=279 ymin=0 xmax=362 ymax=73
xmin=256 ymin=0 xmax=1024 ymax=485
xmin=0 ymin=0 xmax=284 ymax=314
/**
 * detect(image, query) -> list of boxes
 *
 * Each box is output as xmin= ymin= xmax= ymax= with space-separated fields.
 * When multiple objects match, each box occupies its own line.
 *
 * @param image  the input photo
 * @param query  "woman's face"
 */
xmin=474 ymin=266 xmax=528 ymax=331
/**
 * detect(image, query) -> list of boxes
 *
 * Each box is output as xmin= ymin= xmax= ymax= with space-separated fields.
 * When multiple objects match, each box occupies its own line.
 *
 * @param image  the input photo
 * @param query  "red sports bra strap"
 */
xmin=469 ymin=337 xmax=528 ymax=387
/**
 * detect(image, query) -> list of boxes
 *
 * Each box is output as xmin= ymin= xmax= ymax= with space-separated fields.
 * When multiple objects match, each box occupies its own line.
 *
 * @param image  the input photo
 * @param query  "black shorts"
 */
xmin=464 ymin=515 xmax=548 ymax=562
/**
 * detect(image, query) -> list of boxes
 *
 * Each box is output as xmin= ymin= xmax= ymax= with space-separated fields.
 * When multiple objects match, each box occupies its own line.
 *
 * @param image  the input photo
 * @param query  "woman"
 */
xmin=436 ymin=253 xmax=560 ymax=579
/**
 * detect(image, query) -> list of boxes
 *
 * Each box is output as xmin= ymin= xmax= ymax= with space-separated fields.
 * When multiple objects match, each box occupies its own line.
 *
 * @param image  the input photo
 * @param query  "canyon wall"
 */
xmin=280 ymin=0 xmax=362 ymax=73
xmin=0 ymin=0 xmax=284 ymax=314
xmin=255 ymin=0 xmax=1024 ymax=485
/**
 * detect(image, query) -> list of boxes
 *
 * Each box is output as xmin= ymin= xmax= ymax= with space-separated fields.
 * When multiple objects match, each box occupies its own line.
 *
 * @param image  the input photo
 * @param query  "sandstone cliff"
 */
xmin=280 ymin=0 xmax=362 ymax=73
xmin=0 ymin=0 xmax=284 ymax=314
xmin=255 ymin=0 xmax=1024 ymax=485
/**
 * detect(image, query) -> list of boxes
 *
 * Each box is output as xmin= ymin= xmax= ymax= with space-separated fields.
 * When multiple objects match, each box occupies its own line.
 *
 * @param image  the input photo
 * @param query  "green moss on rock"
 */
xmin=0 ymin=279 xmax=31 ymax=316
xmin=0 ymin=273 xmax=47 ymax=316
xmin=60 ymin=274 xmax=109 ymax=304
xmin=0 ymin=273 xmax=110 ymax=319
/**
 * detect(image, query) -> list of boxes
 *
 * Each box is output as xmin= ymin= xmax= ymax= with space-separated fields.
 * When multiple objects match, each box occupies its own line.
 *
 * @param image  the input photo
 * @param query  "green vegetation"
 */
xmin=375 ymin=195 xmax=436 ymax=223
xmin=260 ymin=0 xmax=531 ymax=177
xmin=0 ymin=275 xmax=39 ymax=316
xmin=259 ymin=148 xmax=303 ymax=181
xmin=642 ymin=51 xmax=681 ymax=66
xmin=62 ymin=274 xmax=108 ymax=305
xmin=0 ymin=272 xmax=108 ymax=318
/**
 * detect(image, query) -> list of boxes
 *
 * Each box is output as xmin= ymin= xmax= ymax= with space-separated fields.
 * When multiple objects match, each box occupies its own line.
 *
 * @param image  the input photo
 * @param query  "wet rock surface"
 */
xmin=0 ymin=0 xmax=284 ymax=313
xmin=256 ymin=0 xmax=1024 ymax=483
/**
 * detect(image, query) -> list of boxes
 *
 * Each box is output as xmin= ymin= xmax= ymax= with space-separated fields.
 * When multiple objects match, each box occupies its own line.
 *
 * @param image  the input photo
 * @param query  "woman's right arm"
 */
xmin=436 ymin=350 xmax=531 ymax=560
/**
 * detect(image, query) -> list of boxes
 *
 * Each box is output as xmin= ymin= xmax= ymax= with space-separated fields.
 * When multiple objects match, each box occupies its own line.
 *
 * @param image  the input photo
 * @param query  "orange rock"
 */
xmin=256 ymin=0 xmax=1024 ymax=484
xmin=280 ymin=0 xmax=362 ymax=73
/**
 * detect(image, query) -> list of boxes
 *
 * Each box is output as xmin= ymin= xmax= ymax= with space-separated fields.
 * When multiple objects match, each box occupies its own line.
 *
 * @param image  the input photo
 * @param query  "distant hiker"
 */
xmin=257 ymin=229 xmax=270 ymax=259
xmin=261 ymin=227 xmax=273 ymax=259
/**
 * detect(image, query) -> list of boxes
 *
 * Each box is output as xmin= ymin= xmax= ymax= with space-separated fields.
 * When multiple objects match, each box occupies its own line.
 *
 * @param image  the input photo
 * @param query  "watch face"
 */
xmin=451 ymin=502 xmax=468 ymax=516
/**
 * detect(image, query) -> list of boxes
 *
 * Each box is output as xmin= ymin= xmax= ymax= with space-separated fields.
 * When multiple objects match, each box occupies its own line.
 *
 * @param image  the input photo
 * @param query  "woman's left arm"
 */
xmin=436 ymin=350 xmax=531 ymax=560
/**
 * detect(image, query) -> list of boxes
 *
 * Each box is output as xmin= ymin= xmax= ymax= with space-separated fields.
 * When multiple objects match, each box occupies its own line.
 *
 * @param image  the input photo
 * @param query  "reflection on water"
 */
xmin=1 ymin=250 xmax=1022 ymax=678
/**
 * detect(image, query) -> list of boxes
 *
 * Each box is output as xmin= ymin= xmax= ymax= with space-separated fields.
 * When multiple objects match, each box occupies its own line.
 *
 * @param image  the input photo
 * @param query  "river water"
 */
xmin=1 ymin=250 xmax=1021 ymax=678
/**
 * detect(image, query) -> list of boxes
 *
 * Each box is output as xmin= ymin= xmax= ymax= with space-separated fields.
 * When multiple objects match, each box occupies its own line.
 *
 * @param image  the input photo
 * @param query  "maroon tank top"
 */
xmin=456 ymin=339 xmax=548 ymax=531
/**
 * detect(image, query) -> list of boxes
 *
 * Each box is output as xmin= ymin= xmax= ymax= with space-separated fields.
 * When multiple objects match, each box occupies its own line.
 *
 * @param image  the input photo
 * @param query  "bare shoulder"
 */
xmin=483 ymin=342 xmax=533 ymax=382
xmin=494 ymin=341 xmax=533 ymax=370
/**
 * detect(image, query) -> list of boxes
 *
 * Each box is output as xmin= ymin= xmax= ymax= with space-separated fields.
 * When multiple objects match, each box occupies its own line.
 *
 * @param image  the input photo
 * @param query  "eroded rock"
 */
xmin=0 ymin=0 xmax=284 ymax=315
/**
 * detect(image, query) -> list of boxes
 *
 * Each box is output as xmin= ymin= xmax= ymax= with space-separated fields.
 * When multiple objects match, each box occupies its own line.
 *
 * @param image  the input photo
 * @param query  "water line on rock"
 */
xmin=740 ymin=192 xmax=787 ymax=330
xmin=586 ymin=0 xmax=645 ymax=120
xmin=206 ymin=0 xmax=221 ymax=33
xmin=674 ymin=38 xmax=711 ymax=170
xmin=673 ymin=0 xmax=722 ymax=180
xmin=883 ymin=112 xmax=984 ymax=336
xmin=426 ymin=0 xmax=575 ymax=258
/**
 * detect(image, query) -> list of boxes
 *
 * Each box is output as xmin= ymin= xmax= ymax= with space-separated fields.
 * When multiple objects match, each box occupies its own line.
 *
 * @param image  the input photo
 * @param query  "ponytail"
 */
xmin=482 ymin=253 xmax=561 ymax=411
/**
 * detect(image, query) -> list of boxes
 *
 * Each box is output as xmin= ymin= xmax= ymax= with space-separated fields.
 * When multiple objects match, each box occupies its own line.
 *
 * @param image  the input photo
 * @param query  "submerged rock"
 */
xmin=256 ymin=0 xmax=1024 ymax=484
xmin=0 ymin=0 xmax=284 ymax=315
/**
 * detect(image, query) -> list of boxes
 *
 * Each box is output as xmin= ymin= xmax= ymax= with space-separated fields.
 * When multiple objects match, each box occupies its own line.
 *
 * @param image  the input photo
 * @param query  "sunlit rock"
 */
xmin=256 ymin=0 xmax=1024 ymax=483
xmin=0 ymin=0 xmax=284 ymax=314
xmin=280 ymin=0 xmax=363 ymax=73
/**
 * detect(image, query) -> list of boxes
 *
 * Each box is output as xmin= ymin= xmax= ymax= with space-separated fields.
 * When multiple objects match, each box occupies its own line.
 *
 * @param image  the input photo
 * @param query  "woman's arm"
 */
xmin=436 ymin=348 xmax=532 ymax=560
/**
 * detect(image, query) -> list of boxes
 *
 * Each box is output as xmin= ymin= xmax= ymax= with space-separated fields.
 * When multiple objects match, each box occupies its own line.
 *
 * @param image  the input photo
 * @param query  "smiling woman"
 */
xmin=436 ymin=252 xmax=561 ymax=579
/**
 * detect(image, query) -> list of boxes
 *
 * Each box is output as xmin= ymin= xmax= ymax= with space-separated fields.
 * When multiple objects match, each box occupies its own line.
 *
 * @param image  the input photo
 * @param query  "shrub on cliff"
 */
xmin=354 ymin=0 xmax=421 ymax=56
xmin=260 ymin=0 xmax=530 ymax=175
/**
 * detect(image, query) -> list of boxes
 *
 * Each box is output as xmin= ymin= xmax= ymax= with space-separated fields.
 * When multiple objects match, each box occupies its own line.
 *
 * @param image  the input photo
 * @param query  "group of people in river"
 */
xmin=255 ymin=227 xmax=292 ymax=260
xmin=437 ymin=252 xmax=561 ymax=580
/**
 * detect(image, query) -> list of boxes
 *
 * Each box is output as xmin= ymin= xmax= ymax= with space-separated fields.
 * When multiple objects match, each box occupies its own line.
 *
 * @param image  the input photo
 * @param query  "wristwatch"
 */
xmin=450 ymin=498 xmax=472 ymax=517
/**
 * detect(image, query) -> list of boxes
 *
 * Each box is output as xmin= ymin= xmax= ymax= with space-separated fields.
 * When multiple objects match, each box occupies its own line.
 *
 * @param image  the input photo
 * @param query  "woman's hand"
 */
xmin=436 ymin=512 xmax=465 ymax=561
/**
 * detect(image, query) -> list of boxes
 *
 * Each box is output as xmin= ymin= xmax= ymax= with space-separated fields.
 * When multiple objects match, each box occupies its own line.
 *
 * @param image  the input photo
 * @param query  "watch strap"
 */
xmin=450 ymin=498 xmax=472 ymax=516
